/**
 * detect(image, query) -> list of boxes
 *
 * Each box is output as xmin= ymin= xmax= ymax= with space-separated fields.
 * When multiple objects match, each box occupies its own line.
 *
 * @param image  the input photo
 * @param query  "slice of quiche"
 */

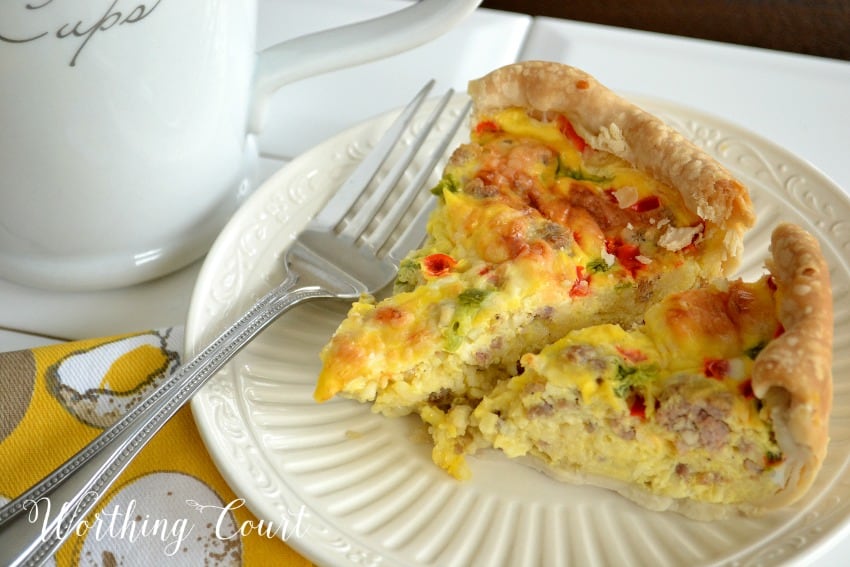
xmin=315 ymin=62 xmax=754 ymax=464
xmin=474 ymin=223 xmax=832 ymax=519
xmin=314 ymin=63 xmax=833 ymax=515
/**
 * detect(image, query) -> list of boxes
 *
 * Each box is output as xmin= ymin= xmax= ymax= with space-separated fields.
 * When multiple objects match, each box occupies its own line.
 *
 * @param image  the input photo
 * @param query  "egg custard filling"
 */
xmin=313 ymin=62 xmax=832 ymax=519
xmin=474 ymin=277 xmax=785 ymax=507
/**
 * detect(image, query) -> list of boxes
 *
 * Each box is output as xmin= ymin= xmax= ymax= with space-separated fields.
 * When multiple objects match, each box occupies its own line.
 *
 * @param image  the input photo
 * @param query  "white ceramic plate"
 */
xmin=187 ymin=95 xmax=850 ymax=566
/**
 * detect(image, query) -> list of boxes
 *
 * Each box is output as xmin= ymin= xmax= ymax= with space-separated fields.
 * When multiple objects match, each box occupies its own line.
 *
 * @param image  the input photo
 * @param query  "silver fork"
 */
xmin=0 ymin=81 xmax=471 ymax=567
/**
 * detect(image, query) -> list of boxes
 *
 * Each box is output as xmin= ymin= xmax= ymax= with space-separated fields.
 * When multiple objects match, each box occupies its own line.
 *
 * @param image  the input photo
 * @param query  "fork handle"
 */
xmin=0 ymin=275 xmax=332 ymax=567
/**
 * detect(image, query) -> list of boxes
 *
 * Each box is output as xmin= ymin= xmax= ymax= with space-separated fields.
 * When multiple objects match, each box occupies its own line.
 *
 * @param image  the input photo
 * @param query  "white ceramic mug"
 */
xmin=0 ymin=0 xmax=481 ymax=291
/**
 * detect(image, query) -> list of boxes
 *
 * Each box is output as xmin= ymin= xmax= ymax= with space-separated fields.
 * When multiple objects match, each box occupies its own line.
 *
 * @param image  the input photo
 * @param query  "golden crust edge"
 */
xmin=467 ymin=60 xmax=756 ymax=273
xmin=750 ymin=222 xmax=833 ymax=511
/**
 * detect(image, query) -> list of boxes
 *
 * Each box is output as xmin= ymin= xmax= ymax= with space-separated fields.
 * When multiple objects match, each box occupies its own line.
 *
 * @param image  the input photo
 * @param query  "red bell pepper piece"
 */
xmin=422 ymin=253 xmax=457 ymax=277
xmin=557 ymin=115 xmax=586 ymax=152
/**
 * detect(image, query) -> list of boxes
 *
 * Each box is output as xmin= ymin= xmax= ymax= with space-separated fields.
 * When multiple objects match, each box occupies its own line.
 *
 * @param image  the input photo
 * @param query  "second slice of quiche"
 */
xmin=474 ymin=223 xmax=832 ymax=519
xmin=315 ymin=62 xmax=756 ymax=476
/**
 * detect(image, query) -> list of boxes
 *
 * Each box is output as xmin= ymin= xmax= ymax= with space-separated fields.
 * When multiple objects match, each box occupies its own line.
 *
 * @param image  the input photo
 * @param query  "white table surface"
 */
xmin=2 ymin=1 xmax=848 ymax=564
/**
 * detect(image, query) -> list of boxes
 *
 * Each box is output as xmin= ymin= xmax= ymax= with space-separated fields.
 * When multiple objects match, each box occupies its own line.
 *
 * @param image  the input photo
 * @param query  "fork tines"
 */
xmin=319 ymin=81 xmax=471 ymax=259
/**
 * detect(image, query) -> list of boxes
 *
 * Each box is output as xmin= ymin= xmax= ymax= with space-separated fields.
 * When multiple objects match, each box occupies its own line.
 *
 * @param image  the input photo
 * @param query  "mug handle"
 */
xmin=247 ymin=0 xmax=482 ymax=133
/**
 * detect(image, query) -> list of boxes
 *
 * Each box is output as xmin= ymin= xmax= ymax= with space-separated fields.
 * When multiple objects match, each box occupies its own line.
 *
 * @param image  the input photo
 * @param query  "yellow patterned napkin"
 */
xmin=0 ymin=328 xmax=311 ymax=566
